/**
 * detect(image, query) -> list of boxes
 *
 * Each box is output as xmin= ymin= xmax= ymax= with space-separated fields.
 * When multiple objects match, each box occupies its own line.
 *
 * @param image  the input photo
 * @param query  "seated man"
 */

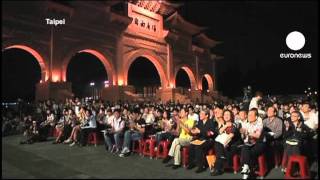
xmin=239 ymin=108 xmax=267 ymax=179
xmin=119 ymin=108 xmax=146 ymax=157
xmin=162 ymin=108 xmax=195 ymax=169
xmin=282 ymin=111 xmax=312 ymax=175
xmin=262 ymin=106 xmax=283 ymax=167
xmin=20 ymin=120 xmax=40 ymax=144
xmin=103 ymin=108 xmax=125 ymax=153
xmin=187 ymin=109 xmax=217 ymax=173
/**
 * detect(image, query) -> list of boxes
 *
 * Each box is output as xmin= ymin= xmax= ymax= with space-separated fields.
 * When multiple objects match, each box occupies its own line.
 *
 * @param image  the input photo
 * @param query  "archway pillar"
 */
xmin=35 ymin=81 xmax=73 ymax=102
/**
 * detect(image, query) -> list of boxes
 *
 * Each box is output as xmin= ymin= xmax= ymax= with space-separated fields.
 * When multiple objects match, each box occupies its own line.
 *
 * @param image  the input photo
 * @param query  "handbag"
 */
xmin=215 ymin=133 xmax=232 ymax=147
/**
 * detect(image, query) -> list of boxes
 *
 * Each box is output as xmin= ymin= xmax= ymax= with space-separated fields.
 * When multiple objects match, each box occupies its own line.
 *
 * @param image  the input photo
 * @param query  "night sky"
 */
xmin=2 ymin=0 xmax=319 ymax=101
xmin=181 ymin=0 xmax=318 ymax=97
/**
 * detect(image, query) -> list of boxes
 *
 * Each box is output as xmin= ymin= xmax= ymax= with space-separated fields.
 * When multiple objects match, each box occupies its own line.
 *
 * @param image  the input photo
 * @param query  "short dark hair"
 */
xmin=215 ymin=104 xmax=224 ymax=110
xmin=233 ymin=106 xmax=240 ymax=111
xmin=267 ymin=105 xmax=277 ymax=114
xmin=239 ymin=108 xmax=247 ymax=113
xmin=133 ymin=108 xmax=140 ymax=114
xmin=302 ymin=100 xmax=310 ymax=106
xmin=173 ymin=108 xmax=179 ymax=112
xmin=249 ymin=108 xmax=259 ymax=117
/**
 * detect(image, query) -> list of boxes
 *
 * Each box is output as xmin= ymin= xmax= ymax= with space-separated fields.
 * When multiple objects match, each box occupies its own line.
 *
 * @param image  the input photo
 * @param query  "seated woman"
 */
xmin=211 ymin=109 xmax=242 ymax=176
xmin=65 ymin=106 xmax=87 ymax=145
xmin=187 ymin=109 xmax=217 ymax=173
xmin=282 ymin=111 xmax=312 ymax=174
xmin=239 ymin=108 xmax=266 ymax=179
xmin=53 ymin=108 xmax=74 ymax=144
xmin=39 ymin=109 xmax=56 ymax=140
xmin=78 ymin=109 xmax=97 ymax=147
xmin=155 ymin=110 xmax=176 ymax=147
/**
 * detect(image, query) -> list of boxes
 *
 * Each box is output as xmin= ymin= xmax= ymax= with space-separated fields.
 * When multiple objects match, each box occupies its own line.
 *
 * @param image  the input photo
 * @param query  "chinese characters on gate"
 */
xmin=134 ymin=17 xmax=157 ymax=32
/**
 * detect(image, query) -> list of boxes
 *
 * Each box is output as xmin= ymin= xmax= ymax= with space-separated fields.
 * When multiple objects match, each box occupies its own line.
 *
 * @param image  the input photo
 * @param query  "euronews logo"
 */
xmin=280 ymin=31 xmax=312 ymax=59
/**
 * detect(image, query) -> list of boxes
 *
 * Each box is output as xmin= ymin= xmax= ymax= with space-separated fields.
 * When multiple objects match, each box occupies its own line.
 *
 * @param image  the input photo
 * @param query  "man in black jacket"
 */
xmin=187 ymin=109 xmax=218 ymax=173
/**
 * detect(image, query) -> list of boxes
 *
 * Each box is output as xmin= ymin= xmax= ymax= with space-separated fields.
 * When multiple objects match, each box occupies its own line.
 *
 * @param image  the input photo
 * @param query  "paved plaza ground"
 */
xmin=2 ymin=135 xmax=286 ymax=179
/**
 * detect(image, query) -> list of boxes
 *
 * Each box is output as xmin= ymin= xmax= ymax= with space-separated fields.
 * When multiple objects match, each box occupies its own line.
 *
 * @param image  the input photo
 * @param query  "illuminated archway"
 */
xmin=174 ymin=65 xmax=197 ymax=90
xmin=61 ymin=49 xmax=115 ymax=86
xmin=124 ymin=50 xmax=168 ymax=88
xmin=3 ymin=45 xmax=48 ymax=82
xmin=199 ymin=74 xmax=214 ymax=92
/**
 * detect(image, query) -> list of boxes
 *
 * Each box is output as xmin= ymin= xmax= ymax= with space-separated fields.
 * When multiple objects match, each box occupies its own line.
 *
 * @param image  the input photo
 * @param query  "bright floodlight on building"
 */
xmin=304 ymin=90 xmax=307 ymax=93
xmin=308 ymin=87 xmax=311 ymax=90
xmin=315 ymin=91 xmax=317 ymax=95
xmin=207 ymin=90 xmax=210 ymax=92
xmin=188 ymin=88 xmax=191 ymax=92
xmin=90 ymin=82 xmax=95 ymax=86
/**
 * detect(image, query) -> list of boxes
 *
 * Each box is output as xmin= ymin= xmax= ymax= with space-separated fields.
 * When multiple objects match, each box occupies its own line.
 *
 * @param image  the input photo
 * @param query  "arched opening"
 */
xmin=199 ymin=74 xmax=214 ymax=92
xmin=175 ymin=69 xmax=191 ymax=89
xmin=2 ymin=48 xmax=42 ymax=102
xmin=202 ymin=77 xmax=209 ymax=92
xmin=127 ymin=57 xmax=161 ymax=95
xmin=174 ymin=66 xmax=197 ymax=94
xmin=66 ymin=52 xmax=108 ymax=99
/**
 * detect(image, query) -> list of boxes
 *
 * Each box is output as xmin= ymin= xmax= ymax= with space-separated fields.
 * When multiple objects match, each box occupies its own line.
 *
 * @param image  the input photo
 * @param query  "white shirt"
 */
xmin=110 ymin=116 xmax=125 ymax=132
xmin=249 ymin=97 xmax=259 ymax=110
xmin=188 ymin=113 xmax=199 ymax=122
xmin=145 ymin=113 xmax=155 ymax=124
xmin=301 ymin=111 xmax=318 ymax=130
xmin=106 ymin=114 xmax=114 ymax=125
xmin=242 ymin=120 xmax=263 ymax=144
xmin=75 ymin=106 xmax=80 ymax=116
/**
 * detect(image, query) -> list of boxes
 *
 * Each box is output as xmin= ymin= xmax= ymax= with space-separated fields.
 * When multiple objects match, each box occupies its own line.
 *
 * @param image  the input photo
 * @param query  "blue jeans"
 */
xmin=104 ymin=132 xmax=122 ymax=150
xmin=122 ymin=130 xmax=142 ymax=150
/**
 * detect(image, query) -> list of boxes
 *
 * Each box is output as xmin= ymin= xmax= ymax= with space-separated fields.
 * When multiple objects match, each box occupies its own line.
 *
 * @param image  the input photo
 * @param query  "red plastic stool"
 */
xmin=53 ymin=128 xmax=60 ymax=137
xmin=233 ymin=154 xmax=241 ymax=174
xmin=156 ymin=140 xmax=171 ymax=159
xmin=182 ymin=146 xmax=189 ymax=168
xmin=255 ymin=154 xmax=268 ymax=178
xmin=132 ymin=139 xmax=145 ymax=155
xmin=87 ymin=132 xmax=98 ymax=147
xmin=143 ymin=138 xmax=156 ymax=159
xmin=285 ymin=155 xmax=309 ymax=179
xmin=282 ymin=152 xmax=288 ymax=169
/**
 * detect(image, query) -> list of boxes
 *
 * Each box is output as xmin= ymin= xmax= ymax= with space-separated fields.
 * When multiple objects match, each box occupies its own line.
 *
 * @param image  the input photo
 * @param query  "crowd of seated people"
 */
xmin=5 ymin=93 xmax=318 ymax=179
